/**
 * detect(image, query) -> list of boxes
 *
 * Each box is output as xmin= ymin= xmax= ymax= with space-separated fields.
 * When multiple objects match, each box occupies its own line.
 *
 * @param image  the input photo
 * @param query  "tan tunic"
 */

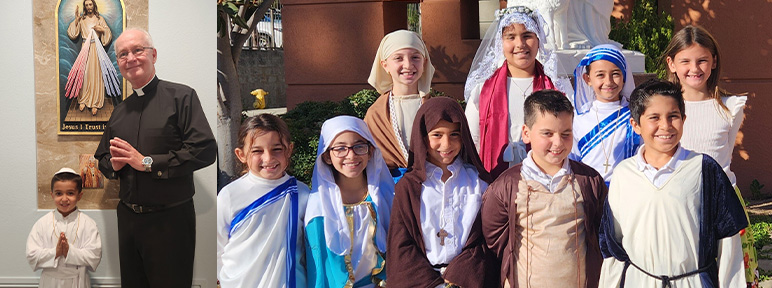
xmin=67 ymin=15 xmax=112 ymax=109
xmin=481 ymin=161 xmax=606 ymax=288
xmin=363 ymin=92 xmax=429 ymax=169
xmin=514 ymin=177 xmax=586 ymax=288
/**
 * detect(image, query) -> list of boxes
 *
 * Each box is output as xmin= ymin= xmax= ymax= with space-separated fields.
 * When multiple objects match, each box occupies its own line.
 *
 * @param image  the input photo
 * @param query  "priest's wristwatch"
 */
xmin=142 ymin=156 xmax=153 ymax=172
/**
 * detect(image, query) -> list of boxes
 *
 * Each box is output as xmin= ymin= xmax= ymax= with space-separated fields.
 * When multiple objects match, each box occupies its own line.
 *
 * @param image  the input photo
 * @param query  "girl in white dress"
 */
xmin=663 ymin=24 xmax=757 ymax=287
xmin=217 ymin=114 xmax=310 ymax=288
xmin=464 ymin=6 xmax=572 ymax=179
xmin=571 ymin=44 xmax=640 ymax=185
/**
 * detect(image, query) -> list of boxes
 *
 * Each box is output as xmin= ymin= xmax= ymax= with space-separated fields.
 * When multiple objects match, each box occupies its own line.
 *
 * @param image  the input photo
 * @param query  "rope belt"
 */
xmin=620 ymin=260 xmax=714 ymax=288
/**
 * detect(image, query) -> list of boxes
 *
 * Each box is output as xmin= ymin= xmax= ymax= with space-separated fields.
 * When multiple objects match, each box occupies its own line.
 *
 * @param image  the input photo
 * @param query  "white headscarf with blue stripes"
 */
xmin=573 ymin=44 xmax=635 ymax=115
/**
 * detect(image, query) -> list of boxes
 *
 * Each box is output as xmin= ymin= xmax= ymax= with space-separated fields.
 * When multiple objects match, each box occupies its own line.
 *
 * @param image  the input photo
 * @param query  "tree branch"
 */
xmin=229 ymin=0 xmax=276 ymax=61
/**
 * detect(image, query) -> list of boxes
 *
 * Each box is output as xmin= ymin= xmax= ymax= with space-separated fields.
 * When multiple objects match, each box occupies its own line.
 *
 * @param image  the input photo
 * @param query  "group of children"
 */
xmin=26 ymin=6 xmax=751 ymax=288
xmin=0 ymin=4 xmax=698 ymax=288
xmin=214 ymin=6 xmax=754 ymax=288
xmin=22 ymin=5 xmax=752 ymax=288
xmin=214 ymin=7 xmax=754 ymax=288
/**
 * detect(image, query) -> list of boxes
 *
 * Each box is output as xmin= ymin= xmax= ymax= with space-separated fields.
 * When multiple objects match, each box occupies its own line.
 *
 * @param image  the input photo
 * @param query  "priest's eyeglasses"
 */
xmin=117 ymin=47 xmax=154 ymax=61
xmin=329 ymin=143 xmax=370 ymax=158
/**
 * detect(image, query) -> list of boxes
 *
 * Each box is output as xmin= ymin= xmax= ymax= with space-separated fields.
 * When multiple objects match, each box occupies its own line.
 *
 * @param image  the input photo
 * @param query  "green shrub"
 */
xmin=337 ymin=89 xmax=380 ymax=119
xmin=751 ymin=221 xmax=772 ymax=254
xmin=751 ymin=179 xmax=766 ymax=200
xmin=281 ymin=101 xmax=340 ymax=184
xmin=760 ymin=268 xmax=771 ymax=282
xmin=408 ymin=4 xmax=420 ymax=32
xmin=609 ymin=0 xmax=673 ymax=79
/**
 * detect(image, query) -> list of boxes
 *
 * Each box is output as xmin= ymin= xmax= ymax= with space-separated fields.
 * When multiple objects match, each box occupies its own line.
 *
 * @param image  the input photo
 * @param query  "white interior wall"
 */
xmin=0 ymin=1 xmax=216 ymax=287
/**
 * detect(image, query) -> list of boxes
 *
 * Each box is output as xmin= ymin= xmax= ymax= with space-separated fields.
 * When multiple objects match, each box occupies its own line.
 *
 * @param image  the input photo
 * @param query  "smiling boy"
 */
xmin=27 ymin=168 xmax=102 ymax=288
xmin=598 ymin=79 xmax=747 ymax=287
xmin=481 ymin=90 xmax=607 ymax=288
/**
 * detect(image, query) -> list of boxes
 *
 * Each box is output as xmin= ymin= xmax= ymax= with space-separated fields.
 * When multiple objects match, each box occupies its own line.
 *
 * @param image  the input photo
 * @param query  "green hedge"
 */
xmin=609 ymin=0 xmax=673 ymax=79
xmin=280 ymin=89 xmax=379 ymax=184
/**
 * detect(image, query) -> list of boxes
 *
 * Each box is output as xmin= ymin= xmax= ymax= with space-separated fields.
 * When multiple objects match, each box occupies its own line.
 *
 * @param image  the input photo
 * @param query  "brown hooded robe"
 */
xmin=386 ymin=97 xmax=496 ymax=288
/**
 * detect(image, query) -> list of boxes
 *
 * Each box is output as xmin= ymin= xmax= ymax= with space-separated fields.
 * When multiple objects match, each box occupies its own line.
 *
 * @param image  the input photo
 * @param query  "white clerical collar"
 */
xmin=132 ymin=74 xmax=157 ymax=96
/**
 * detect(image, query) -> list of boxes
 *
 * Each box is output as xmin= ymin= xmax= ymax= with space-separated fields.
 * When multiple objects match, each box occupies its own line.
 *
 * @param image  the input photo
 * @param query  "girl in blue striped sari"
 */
xmin=570 ymin=44 xmax=641 ymax=186
xmin=217 ymin=114 xmax=310 ymax=288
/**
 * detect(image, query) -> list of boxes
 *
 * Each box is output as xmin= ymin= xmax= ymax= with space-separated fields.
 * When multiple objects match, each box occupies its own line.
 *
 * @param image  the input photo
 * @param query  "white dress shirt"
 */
xmin=420 ymin=158 xmax=488 ymax=268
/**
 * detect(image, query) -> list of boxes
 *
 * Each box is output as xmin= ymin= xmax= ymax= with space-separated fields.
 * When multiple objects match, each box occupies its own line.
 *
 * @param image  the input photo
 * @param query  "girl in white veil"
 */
xmin=464 ymin=6 xmax=570 ymax=179
xmin=305 ymin=116 xmax=394 ymax=288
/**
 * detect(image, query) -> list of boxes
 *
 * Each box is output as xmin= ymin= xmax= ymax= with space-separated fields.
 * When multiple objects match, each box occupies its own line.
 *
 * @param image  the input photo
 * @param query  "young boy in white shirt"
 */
xmin=482 ymin=90 xmax=607 ymax=288
xmin=27 ymin=168 xmax=102 ymax=288
xmin=598 ymin=79 xmax=747 ymax=287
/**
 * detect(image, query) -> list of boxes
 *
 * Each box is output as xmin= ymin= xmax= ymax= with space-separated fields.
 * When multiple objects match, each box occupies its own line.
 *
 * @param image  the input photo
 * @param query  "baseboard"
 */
xmin=0 ymin=277 xmax=207 ymax=288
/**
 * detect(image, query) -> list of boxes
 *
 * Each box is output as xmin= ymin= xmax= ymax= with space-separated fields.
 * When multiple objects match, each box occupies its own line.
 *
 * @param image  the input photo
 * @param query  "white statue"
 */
xmin=507 ymin=0 xmax=620 ymax=49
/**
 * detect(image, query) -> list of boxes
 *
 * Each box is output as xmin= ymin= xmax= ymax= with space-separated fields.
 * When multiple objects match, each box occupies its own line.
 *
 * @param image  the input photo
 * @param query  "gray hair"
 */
xmin=120 ymin=28 xmax=154 ymax=47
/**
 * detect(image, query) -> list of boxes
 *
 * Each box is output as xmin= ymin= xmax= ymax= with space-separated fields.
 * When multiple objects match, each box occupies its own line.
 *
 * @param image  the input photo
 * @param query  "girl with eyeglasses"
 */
xmin=305 ymin=115 xmax=394 ymax=288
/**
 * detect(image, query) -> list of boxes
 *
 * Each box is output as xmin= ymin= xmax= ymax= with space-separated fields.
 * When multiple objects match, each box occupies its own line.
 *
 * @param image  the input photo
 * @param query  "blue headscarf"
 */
xmin=573 ymin=44 xmax=635 ymax=115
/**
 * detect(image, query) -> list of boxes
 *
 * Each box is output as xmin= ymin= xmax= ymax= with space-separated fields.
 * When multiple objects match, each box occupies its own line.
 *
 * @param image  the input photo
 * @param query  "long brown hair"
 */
xmin=236 ymin=114 xmax=293 ymax=175
xmin=81 ymin=0 xmax=101 ymax=18
xmin=661 ymin=25 xmax=744 ymax=116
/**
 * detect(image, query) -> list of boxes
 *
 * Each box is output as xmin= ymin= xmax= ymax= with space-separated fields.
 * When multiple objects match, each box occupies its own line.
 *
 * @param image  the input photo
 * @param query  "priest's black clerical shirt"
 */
xmin=95 ymin=76 xmax=216 ymax=206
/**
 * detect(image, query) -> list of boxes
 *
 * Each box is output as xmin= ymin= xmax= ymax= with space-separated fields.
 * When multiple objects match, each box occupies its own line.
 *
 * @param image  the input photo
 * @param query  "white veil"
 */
xmin=464 ymin=6 xmax=572 ymax=101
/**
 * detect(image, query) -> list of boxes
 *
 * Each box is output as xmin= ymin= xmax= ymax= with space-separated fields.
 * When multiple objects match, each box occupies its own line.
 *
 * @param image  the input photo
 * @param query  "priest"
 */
xmin=94 ymin=28 xmax=216 ymax=287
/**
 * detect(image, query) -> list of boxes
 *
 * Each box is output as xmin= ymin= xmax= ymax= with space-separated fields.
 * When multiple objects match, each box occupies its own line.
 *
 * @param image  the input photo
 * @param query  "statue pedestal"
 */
xmin=554 ymin=49 xmax=646 ymax=76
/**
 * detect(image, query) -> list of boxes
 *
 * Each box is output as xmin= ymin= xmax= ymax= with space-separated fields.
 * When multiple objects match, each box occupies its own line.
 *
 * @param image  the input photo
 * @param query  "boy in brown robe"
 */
xmin=481 ymin=90 xmax=606 ymax=288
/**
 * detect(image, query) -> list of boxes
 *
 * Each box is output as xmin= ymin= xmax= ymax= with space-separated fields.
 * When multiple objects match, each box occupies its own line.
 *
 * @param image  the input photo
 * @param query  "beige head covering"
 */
xmin=368 ymin=30 xmax=435 ymax=94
